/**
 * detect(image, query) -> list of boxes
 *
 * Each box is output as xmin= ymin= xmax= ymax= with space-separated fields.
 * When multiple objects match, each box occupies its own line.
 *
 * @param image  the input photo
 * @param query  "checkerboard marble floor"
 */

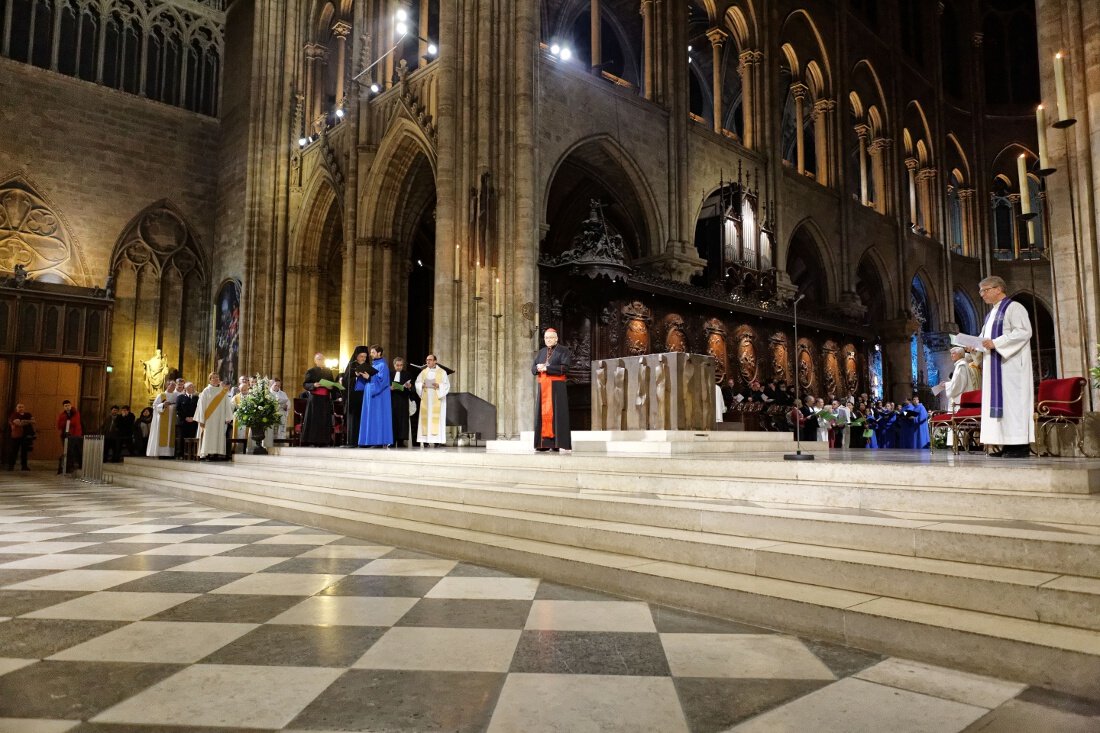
xmin=1 ymin=473 xmax=1098 ymax=733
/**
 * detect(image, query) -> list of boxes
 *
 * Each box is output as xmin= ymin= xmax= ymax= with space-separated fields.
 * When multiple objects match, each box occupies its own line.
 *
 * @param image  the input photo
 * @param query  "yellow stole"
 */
xmin=420 ymin=368 xmax=442 ymax=435
xmin=203 ymin=387 xmax=229 ymax=422
xmin=157 ymin=393 xmax=174 ymax=447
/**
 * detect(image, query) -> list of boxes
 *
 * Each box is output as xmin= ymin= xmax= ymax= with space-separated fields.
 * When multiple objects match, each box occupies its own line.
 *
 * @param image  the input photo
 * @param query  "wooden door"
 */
xmin=14 ymin=360 xmax=81 ymax=461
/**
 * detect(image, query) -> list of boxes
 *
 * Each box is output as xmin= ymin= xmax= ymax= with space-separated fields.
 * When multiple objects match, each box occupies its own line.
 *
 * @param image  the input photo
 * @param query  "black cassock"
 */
xmin=341 ymin=347 xmax=375 ymax=446
xmin=175 ymin=393 xmax=199 ymax=450
xmin=390 ymin=367 xmax=420 ymax=445
xmin=532 ymin=345 xmax=572 ymax=450
xmin=302 ymin=365 xmax=336 ymax=446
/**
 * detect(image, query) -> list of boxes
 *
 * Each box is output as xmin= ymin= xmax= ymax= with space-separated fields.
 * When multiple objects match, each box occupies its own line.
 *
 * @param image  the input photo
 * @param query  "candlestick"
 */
xmin=1036 ymin=105 xmax=1053 ymax=173
xmin=1053 ymin=52 xmax=1070 ymax=123
xmin=1017 ymin=154 xmax=1032 ymax=216
xmin=453 ymin=244 xmax=461 ymax=283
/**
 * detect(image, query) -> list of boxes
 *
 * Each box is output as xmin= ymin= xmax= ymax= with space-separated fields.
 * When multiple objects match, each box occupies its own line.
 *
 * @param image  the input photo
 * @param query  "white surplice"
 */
xmin=146 ymin=390 xmax=178 ymax=457
xmin=979 ymin=300 xmax=1034 ymax=445
xmin=944 ymin=358 xmax=978 ymax=412
xmin=415 ymin=366 xmax=450 ymax=444
xmin=195 ymin=385 xmax=233 ymax=458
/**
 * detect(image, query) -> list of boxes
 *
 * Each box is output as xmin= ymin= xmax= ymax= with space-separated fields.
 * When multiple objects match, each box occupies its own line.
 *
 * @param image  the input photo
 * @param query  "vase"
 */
xmin=250 ymin=433 xmax=268 ymax=455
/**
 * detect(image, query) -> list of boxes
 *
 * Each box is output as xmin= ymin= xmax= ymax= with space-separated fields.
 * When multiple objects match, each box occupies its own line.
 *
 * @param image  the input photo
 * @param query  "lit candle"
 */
xmin=493 ymin=273 xmax=501 ymax=314
xmin=1035 ymin=105 xmax=1050 ymax=169
xmin=454 ymin=243 xmax=461 ymax=282
xmin=1017 ymin=154 xmax=1032 ymax=216
xmin=474 ymin=256 xmax=481 ymax=299
xmin=1054 ymin=52 xmax=1070 ymax=121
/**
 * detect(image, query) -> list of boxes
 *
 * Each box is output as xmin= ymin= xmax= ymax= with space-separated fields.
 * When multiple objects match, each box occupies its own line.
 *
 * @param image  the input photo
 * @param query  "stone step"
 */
xmin=104 ymin=467 xmax=1100 ymax=700
xmin=229 ymin=452 xmax=1100 ymax=525
xmin=109 ymin=462 xmax=1100 ymax=624
xmin=265 ymin=446 xmax=1100 ymax=496
xmin=570 ymin=440 xmax=798 ymax=454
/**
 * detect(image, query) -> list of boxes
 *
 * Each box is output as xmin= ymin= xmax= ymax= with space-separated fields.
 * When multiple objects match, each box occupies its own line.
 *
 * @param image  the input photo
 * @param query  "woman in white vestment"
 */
xmin=415 ymin=354 xmax=450 ymax=445
xmin=146 ymin=381 xmax=178 ymax=457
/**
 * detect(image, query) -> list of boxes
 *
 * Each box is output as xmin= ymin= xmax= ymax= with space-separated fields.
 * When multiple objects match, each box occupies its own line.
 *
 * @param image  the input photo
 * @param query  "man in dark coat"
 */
xmin=302 ymin=353 xmax=337 ymax=446
xmin=111 ymin=406 xmax=136 ymax=461
xmin=341 ymin=346 xmax=374 ymax=447
xmin=390 ymin=356 xmax=419 ymax=447
xmin=175 ymin=382 xmax=199 ymax=456
xmin=532 ymin=328 xmax=572 ymax=452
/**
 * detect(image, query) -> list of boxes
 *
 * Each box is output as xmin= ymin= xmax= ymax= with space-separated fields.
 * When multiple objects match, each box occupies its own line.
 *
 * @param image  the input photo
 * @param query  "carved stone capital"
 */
xmin=916 ymin=167 xmax=938 ymax=182
xmin=705 ymin=26 xmax=729 ymax=48
xmin=835 ymin=291 xmax=867 ymax=320
xmin=868 ymin=136 xmax=892 ymax=154
xmin=881 ymin=317 xmax=921 ymax=340
xmin=904 ymin=157 xmax=919 ymax=172
xmin=635 ymin=246 xmax=707 ymax=283
xmin=331 ymin=20 xmax=351 ymax=38
xmin=957 ymin=187 xmax=975 ymax=201
xmin=854 ymin=123 xmax=871 ymax=142
xmin=738 ymin=49 xmax=763 ymax=66
xmin=789 ymin=82 xmax=810 ymax=101
xmin=304 ymin=42 xmax=327 ymax=62
xmin=971 ymin=32 xmax=983 ymax=48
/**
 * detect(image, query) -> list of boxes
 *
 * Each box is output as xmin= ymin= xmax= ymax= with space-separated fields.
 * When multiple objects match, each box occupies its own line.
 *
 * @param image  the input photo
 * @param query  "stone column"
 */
xmin=303 ymin=43 xmax=325 ymax=133
xmin=958 ymin=188 xmax=976 ymax=257
xmin=812 ymin=98 xmax=835 ymax=186
xmin=905 ymin=158 xmax=919 ymax=230
xmin=917 ymin=167 xmax=938 ymax=237
xmin=881 ymin=317 xmax=920 ymax=402
xmin=737 ymin=50 xmax=761 ymax=149
xmin=706 ymin=27 xmax=728 ymax=134
xmin=855 ymin=124 xmax=870 ymax=205
xmin=790 ymin=82 xmax=809 ymax=175
xmin=590 ymin=0 xmax=601 ymax=72
xmin=332 ymin=21 xmax=351 ymax=108
xmin=419 ymin=0 xmax=430 ymax=60
xmin=869 ymin=137 xmax=891 ymax=214
xmin=640 ymin=0 xmax=654 ymax=100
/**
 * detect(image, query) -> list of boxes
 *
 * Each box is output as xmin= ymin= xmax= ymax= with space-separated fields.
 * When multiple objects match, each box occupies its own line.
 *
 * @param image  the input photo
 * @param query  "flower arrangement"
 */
xmin=234 ymin=376 xmax=282 ymax=432
xmin=1091 ymin=346 xmax=1100 ymax=389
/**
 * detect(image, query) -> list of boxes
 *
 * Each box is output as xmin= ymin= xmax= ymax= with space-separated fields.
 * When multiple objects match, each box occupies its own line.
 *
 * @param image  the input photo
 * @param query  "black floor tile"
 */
xmin=201 ymin=624 xmax=387 ymax=667
xmin=0 ymin=660 xmax=183 ymax=719
xmin=318 ymin=575 xmax=441 ymax=598
xmin=396 ymin=599 xmax=533 ymax=629
xmin=0 ymin=618 xmax=127 ymax=657
xmin=674 ymin=677 xmax=830 ymax=732
xmin=510 ymin=630 xmax=672 ymax=676
xmin=145 ymin=593 xmax=305 ymax=624
xmin=109 ymin=571 xmax=247 ymax=594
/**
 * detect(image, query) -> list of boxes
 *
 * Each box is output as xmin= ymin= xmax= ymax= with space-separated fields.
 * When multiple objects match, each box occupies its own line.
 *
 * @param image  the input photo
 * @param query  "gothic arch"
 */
xmin=784 ymin=218 xmax=836 ymax=307
xmin=855 ymin=246 xmax=895 ymax=319
xmin=108 ymin=201 xmax=210 ymax=409
xmin=0 ymin=171 xmax=91 ymax=286
xmin=359 ymin=118 xmax=437 ymax=244
xmin=295 ymin=171 xmax=342 ymax=267
xmin=724 ymin=1 xmax=759 ymax=50
xmin=946 ymin=133 xmax=971 ymax=183
xmin=778 ymin=9 xmax=832 ymax=97
xmin=909 ymin=269 xmax=938 ymax=329
xmin=542 ymin=134 xmax=663 ymax=260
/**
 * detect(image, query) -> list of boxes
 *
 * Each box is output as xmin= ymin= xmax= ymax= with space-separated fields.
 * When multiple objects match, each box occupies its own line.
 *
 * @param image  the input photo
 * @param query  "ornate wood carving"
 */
xmin=621 ymin=300 xmax=652 ymax=355
xmin=732 ymin=324 xmax=758 ymax=385
xmin=662 ymin=313 xmax=687 ymax=352
xmin=704 ymin=317 xmax=728 ymax=384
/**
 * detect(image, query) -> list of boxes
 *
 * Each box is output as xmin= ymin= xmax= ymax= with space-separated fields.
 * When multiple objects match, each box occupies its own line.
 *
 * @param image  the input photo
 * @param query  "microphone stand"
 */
xmin=785 ymin=293 xmax=814 ymax=461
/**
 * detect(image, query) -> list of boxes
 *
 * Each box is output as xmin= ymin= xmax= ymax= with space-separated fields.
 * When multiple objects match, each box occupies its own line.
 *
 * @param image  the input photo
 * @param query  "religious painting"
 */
xmin=843 ymin=342 xmax=860 ymax=396
xmin=621 ymin=300 xmax=652 ymax=355
xmin=213 ymin=279 xmax=240 ymax=385
xmin=769 ymin=332 xmax=790 ymax=385
xmin=732 ymin=324 xmax=758 ymax=385
xmin=704 ymin=318 xmax=729 ymax=384
xmin=663 ymin=313 xmax=687 ymax=352
xmin=822 ymin=340 xmax=842 ymax=398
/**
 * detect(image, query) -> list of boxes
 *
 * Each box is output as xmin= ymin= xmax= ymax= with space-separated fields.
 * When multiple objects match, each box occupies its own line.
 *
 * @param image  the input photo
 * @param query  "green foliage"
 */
xmin=1091 ymin=346 xmax=1100 ymax=389
xmin=235 ymin=376 xmax=281 ymax=431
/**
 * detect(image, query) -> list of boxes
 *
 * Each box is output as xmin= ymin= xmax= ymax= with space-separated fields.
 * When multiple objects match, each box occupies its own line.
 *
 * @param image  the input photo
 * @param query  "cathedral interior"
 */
xmin=1 ymin=0 xmax=1096 ymax=440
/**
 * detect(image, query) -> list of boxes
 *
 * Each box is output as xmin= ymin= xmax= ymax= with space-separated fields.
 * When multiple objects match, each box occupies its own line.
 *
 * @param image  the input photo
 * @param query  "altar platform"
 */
xmin=104 ymin=443 xmax=1100 ymax=700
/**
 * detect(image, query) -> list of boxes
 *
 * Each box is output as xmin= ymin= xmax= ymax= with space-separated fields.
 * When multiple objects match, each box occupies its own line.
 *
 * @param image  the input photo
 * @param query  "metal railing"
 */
xmin=79 ymin=436 xmax=105 ymax=484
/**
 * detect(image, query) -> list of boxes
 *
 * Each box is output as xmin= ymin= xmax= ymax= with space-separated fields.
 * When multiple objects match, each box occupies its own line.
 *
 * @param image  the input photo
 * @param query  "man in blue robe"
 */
xmin=876 ymin=403 xmax=896 ymax=449
xmin=358 ymin=345 xmax=394 ymax=447
xmin=897 ymin=400 xmax=917 ymax=449
xmin=910 ymin=396 xmax=930 ymax=449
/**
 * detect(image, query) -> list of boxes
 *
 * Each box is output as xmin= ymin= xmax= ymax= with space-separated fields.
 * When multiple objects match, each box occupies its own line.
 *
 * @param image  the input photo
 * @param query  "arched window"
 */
xmin=990 ymin=178 xmax=1015 ymax=260
xmin=910 ymin=276 xmax=938 ymax=386
xmin=953 ymin=290 xmax=978 ymax=335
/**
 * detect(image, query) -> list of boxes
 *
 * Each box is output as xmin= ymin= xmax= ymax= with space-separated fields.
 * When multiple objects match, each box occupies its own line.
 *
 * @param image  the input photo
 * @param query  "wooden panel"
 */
xmin=14 ymin=360 xmax=81 ymax=462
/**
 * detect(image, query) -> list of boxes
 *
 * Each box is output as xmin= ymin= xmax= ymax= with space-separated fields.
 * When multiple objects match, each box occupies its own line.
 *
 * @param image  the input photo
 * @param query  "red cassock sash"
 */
xmin=312 ymin=387 xmax=330 ymax=397
xmin=539 ymin=374 xmax=566 ymax=438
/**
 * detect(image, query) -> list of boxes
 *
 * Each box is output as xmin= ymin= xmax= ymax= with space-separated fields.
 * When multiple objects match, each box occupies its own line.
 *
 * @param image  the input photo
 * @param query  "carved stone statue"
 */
xmin=704 ymin=318 xmax=729 ymax=384
xmin=595 ymin=360 xmax=608 ymax=430
xmin=613 ymin=359 xmax=628 ymax=430
xmin=621 ymin=301 xmax=652 ymax=356
xmin=141 ymin=348 xmax=170 ymax=396
xmin=636 ymin=357 xmax=650 ymax=426
xmin=663 ymin=313 xmax=687 ymax=353
xmin=655 ymin=354 xmax=669 ymax=429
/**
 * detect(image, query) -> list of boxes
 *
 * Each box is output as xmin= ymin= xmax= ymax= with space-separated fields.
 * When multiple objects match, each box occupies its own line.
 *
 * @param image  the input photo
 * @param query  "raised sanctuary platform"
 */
xmin=105 ymin=445 xmax=1100 ymax=700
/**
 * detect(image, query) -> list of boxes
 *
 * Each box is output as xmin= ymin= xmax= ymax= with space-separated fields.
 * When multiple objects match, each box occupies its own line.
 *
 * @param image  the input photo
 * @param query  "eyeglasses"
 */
xmin=978 ymin=286 xmax=999 ymax=293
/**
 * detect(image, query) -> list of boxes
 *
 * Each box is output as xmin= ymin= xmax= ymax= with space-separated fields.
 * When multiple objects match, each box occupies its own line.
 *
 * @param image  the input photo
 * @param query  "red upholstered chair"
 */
xmin=930 ymin=390 xmax=983 ymax=455
xmin=1035 ymin=377 xmax=1087 ymax=455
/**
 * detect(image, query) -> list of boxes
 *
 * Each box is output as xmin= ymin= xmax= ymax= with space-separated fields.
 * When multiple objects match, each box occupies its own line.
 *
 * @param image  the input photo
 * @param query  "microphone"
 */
xmin=793 ymin=293 xmax=806 ymax=305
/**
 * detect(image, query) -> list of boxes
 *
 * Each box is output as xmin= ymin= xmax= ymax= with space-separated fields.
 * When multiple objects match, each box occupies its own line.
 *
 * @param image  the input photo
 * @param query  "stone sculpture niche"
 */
xmin=590 ymin=352 xmax=716 ymax=431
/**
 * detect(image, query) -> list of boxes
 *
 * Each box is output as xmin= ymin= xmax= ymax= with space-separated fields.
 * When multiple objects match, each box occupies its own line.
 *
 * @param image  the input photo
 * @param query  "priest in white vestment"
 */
xmin=415 ymin=354 xmax=450 ymax=445
xmin=977 ymin=276 xmax=1034 ymax=458
xmin=264 ymin=379 xmax=291 ymax=449
xmin=231 ymin=383 xmax=251 ymax=445
xmin=195 ymin=373 xmax=233 ymax=459
xmin=146 ymin=380 xmax=178 ymax=457
xmin=941 ymin=347 xmax=979 ymax=412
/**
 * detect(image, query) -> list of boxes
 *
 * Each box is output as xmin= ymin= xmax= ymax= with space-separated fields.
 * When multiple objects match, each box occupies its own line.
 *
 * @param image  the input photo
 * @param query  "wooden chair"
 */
xmin=1035 ymin=377 xmax=1087 ymax=456
xmin=929 ymin=389 xmax=983 ymax=454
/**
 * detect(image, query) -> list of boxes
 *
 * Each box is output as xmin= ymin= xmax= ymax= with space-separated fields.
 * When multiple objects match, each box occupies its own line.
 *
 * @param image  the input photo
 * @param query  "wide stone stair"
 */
xmin=105 ymin=448 xmax=1100 ymax=699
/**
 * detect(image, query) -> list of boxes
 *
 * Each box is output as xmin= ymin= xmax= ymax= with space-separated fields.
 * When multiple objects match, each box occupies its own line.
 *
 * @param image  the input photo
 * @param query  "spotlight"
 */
xmin=417 ymin=259 xmax=423 ymax=267
xmin=370 ymin=83 xmax=380 ymax=93
xmin=324 ymin=358 xmax=339 ymax=370
xmin=560 ymin=47 xmax=572 ymax=61
xmin=688 ymin=56 xmax=693 ymax=63
xmin=688 ymin=45 xmax=693 ymax=52
xmin=106 ymin=365 xmax=114 ymax=373
xmin=395 ymin=8 xmax=408 ymax=22
xmin=335 ymin=108 xmax=345 ymax=118
xmin=427 ymin=43 xmax=438 ymax=56
xmin=395 ymin=21 xmax=408 ymax=36
xmin=550 ymin=43 xmax=561 ymax=55
xmin=298 ymin=137 xmax=308 ymax=147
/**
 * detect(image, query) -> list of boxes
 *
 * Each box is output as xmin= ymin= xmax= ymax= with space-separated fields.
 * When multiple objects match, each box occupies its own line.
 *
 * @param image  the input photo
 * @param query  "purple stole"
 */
xmin=988 ymin=298 xmax=1013 ymax=418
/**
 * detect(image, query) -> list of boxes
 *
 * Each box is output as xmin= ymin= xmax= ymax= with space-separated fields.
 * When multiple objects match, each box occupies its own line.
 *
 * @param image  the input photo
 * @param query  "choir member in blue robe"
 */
xmin=358 ymin=345 xmax=394 ymax=447
xmin=880 ymin=404 xmax=900 ymax=449
xmin=898 ymin=399 xmax=919 ymax=448
xmin=910 ymin=396 xmax=930 ymax=449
